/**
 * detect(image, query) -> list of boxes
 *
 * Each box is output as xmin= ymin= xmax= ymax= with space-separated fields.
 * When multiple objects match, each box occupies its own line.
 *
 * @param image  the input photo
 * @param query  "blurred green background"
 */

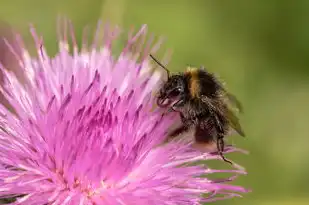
xmin=1 ymin=0 xmax=309 ymax=204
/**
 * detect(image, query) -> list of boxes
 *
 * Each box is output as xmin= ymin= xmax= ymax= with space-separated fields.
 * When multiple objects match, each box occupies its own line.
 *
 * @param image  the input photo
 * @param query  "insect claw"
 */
xmin=217 ymin=135 xmax=233 ymax=165
xmin=219 ymin=152 xmax=233 ymax=165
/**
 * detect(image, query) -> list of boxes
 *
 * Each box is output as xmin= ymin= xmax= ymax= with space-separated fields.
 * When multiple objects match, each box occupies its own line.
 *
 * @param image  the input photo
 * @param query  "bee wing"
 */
xmin=225 ymin=107 xmax=245 ymax=137
xmin=201 ymin=95 xmax=245 ymax=137
xmin=223 ymin=92 xmax=245 ymax=136
xmin=221 ymin=91 xmax=244 ymax=113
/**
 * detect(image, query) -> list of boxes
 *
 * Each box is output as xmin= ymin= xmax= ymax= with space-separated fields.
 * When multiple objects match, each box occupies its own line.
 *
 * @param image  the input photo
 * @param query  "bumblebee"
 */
xmin=150 ymin=54 xmax=245 ymax=164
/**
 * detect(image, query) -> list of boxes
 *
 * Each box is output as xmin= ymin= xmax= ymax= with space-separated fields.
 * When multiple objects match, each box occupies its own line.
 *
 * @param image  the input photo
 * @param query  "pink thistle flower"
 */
xmin=0 ymin=19 xmax=249 ymax=204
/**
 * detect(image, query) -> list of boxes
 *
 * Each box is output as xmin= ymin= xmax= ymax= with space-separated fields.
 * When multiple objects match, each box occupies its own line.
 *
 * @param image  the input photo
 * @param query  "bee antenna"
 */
xmin=150 ymin=54 xmax=170 ymax=78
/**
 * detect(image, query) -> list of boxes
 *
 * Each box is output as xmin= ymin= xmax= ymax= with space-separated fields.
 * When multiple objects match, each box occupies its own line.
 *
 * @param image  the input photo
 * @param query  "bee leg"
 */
xmin=168 ymin=113 xmax=191 ymax=137
xmin=217 ymin=135 xmax=232 ymax=165
xmin=168 ymin=125 xmax=189 ymax=138
xmin=167 ymin=98 xmax=186 ymax=113
xmin=210 ymin=112 xmax=233 ymax=165
xmin=164 ymin=124 xmax=189 ymax=143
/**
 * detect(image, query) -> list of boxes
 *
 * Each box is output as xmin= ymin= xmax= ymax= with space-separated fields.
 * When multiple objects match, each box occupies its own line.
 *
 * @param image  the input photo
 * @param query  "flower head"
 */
xmin=0 ymin=19 xmax=249 ymax=204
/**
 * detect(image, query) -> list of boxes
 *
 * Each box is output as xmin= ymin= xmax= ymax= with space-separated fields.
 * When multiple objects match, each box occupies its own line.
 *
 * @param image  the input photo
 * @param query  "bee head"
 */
xmin=157 ymin=75 xmax=185 ymax=108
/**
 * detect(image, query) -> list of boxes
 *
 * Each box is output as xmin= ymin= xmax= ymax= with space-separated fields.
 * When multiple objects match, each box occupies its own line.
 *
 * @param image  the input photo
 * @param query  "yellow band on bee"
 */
xmin=186 ymin=67 xmax=200 ymax=98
